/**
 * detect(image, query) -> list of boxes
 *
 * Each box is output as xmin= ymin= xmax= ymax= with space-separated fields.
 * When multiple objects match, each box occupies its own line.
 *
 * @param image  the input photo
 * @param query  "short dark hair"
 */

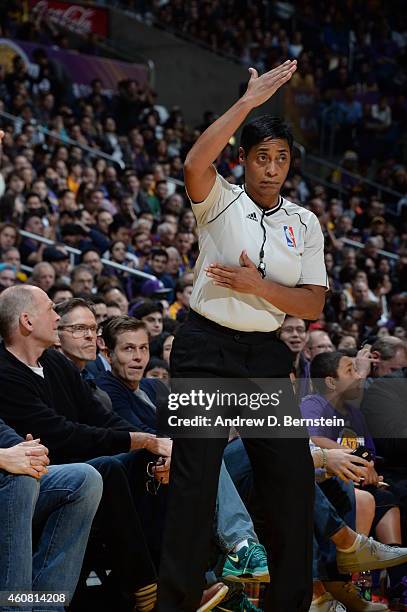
xmin=151 ymin=248 xmax=168 ymax=261
xmin=90 ymin=294 xmax=106 ymax=306
xmin=25 ymin=192 xmax=41 ymax=202
xmin=145 ymin=357 xmax=169 ymax=373
xmin=109 ymin=219 xmax=129 ymax=236
xmin=310 ymin=351 xmax=345 ymax=393
xmin=130 ymin=299 xmax=163 ymax=319
xmin=54 ymin=297 xmax=95 ymax=319
xmin=102 ymin=315 xmax=147 ymax=351
xmin=240 ymin=116 xmax=293 ymax=155
xmin=175 ymin=278 xmax=193 ymax=294
xmin=96 ymin=315 xmax=116 ymax=333
xmin=80 ymin=248 xmax=101 ymax=261
xmin=149 ymin=331 xmax=174 ymax=358
xmin=48 ymin=283 xmax=73 ymax=300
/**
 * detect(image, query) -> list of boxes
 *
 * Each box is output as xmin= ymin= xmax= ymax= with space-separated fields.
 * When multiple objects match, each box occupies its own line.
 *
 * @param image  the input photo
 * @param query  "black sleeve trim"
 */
xmin=281 ymin=206 xmax=308 ymax=231
xmin=207 ymin=191 xmax=244 ymax=224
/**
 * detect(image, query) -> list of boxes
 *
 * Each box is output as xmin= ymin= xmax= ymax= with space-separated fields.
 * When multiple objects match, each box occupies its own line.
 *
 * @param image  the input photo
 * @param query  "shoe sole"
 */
xmin=222 ymin=571 xmax=270 ymax=584
xmin=338 ymin=553 xmax=407 ymax=573
xmin=197 ymin=585 xmax=229 ymax=612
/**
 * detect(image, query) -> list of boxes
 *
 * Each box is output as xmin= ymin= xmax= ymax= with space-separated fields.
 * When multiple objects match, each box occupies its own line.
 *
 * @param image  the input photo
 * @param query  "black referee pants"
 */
xmin=157 ymin=311 xmax=314 ymax=612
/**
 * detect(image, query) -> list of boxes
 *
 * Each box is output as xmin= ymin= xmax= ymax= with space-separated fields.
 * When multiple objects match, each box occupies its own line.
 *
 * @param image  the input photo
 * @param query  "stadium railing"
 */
xmin=19 ymin=229 xmax=156 ymax=280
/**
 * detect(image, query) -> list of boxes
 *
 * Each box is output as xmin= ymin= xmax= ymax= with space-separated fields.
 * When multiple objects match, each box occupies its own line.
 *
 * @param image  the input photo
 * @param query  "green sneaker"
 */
xmin=222 ymin=542 xmax=270 ymax=583
xmin=214 ymin=590 xmax=262 ymax=611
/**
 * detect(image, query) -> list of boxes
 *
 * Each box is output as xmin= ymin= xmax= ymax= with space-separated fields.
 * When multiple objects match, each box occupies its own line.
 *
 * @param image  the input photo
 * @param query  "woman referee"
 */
xmin=158 ymin=60 xmax=327 ymax=612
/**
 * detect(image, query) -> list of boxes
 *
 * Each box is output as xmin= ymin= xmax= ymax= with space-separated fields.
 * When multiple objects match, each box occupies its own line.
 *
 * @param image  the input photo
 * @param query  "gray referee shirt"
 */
xmin=188 ymin=172 xmax=328 ymax=332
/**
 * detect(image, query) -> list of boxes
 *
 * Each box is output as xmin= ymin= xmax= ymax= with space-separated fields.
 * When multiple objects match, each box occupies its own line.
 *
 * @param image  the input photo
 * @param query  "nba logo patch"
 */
xmin=283 ymin=225 xmax=296 ymax=248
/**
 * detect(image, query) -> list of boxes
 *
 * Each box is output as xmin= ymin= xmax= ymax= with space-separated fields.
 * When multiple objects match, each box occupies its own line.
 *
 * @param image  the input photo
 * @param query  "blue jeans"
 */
xmin=223 ymin=438 xmax=254 ymax=504
xmin=313 ymin=481 xmax=356 ymax=581
xmin=215 ymin=461 xmax=257 ymax=552
xmin=0 ymin=463 xmax=102 ymax=611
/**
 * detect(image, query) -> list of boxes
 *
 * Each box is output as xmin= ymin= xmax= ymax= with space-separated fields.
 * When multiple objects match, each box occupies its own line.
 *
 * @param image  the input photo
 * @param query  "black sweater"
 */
xmin=0 ymin=344 xmax=139 ymax=464
xmin=361 ymin=368 xmax=407 ymax=472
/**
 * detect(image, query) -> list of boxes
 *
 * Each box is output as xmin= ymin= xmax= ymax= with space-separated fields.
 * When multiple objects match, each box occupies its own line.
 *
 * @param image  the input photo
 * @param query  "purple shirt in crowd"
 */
xmin=300 ymin=393 xmax=376 ymax=455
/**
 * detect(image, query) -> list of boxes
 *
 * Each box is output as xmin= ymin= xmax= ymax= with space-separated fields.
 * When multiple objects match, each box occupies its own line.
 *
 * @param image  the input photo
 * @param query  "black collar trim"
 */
xmin=242 ymin=185 xmax=283 ymax=216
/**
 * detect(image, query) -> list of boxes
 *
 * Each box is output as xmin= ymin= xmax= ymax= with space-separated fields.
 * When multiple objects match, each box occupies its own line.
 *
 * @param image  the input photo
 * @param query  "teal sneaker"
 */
xmin=214 ymin=590 xmax=262 ymax=611
xmin=222 ymin=542 xmax=270 ymax=583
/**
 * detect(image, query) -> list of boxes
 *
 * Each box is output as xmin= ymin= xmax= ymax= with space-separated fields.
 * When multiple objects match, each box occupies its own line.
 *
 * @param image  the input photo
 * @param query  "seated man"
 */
xmin=96 ymin=315 xmax=268 ymax=610
xmin=278 ymin=316 xmax=311 ymax=400
xmin=0 ymin=286 xmax=172 ymax=612
xmin=368 ymin=337 xmax=407 ymax=383
xmin=362 ymin=361 xmax=407 ymax=605
xmin=0 ymin=418 xmax=102 ymax=608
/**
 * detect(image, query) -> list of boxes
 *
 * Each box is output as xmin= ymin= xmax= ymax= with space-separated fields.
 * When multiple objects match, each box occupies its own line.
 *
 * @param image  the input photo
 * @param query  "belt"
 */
xmin=187 ymin=309 xmax=280 ymax=343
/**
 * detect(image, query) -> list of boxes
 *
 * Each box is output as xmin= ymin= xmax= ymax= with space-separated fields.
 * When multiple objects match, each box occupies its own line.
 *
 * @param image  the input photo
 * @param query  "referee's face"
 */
xmin=239 ymin=138 xmax=291 ymax=207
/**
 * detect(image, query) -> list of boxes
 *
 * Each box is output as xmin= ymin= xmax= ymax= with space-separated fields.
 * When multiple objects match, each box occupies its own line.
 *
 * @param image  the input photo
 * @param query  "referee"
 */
xmin=158 ymin=60 xmax=327 ymax=612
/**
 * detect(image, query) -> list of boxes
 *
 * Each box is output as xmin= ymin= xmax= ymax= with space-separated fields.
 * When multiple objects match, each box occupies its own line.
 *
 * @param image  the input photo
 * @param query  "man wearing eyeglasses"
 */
xmin=0 ymin=286 xmax=171 ymax=611
xmin=279 ymin=316 xmax=311 ymax=401
xmin=304 ymin=330 xmax=335 ymax=361
xmin=57 ymin=303 xmax=99 ymax=368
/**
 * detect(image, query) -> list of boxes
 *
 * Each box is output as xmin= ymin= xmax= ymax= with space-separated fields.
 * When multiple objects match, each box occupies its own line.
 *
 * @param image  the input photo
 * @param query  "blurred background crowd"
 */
xmin=0 ymin=0 xmax=406 ymax=353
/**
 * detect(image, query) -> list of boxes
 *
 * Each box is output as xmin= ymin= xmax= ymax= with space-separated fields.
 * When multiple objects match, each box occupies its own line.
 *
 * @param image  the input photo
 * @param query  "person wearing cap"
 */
xmin=43 ymin=246 xmax=70 ymax=283
xmin=141 ymin=278 xmax=172 ymax=300
xmin=158 ymin=60 xmax=328 ymax=612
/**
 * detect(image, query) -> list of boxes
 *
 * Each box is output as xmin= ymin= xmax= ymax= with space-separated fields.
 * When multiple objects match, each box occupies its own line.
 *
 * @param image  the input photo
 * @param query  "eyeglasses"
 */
xmin=58 ymin=324 xmax=97 ymax=338
xmin=146 ymin=460 xmax=163 ymax=496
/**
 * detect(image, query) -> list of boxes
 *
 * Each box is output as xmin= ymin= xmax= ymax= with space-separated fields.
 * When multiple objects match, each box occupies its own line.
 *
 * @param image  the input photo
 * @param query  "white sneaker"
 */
xmin=337 ymin=535 xmax=407 ymax=573
xmin=309 ymin=592 xmax=347 ymax=611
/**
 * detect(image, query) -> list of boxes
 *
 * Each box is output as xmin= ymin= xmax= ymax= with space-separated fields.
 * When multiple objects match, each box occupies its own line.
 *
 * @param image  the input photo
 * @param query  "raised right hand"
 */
xmin=242 ymin=59 xmax=297 ymax=109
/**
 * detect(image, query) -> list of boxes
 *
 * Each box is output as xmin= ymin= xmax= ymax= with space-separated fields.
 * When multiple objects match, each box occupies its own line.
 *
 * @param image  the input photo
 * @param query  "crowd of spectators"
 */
xmin=0 ymin=45 xmax=405 ymax=351
xmin=111 ymin=0 xmax=407 ymax=172
xmin=0 ymin=4 xmax=406 ymax=609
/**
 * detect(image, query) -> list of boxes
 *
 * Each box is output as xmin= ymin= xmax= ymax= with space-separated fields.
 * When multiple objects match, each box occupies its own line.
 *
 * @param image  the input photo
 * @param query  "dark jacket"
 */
xmin=96 ymin=372 xmax=168 ymax=435
xmin=85 ymin=354 xmax=109 ymax=379
xmin=361 ymin=368 xmax=407 ymax=472
xmin=0 ymin=418 xmax=23 ymax=449
xmin=0 ymin=344 xmax=139 ymax=464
